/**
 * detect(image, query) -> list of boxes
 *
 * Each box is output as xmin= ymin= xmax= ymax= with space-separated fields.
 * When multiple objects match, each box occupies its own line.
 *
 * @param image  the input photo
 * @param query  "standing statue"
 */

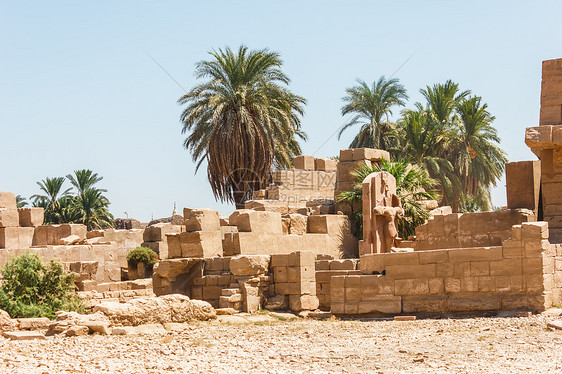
xmin=362 ymin=172 xmax=403 ymax=254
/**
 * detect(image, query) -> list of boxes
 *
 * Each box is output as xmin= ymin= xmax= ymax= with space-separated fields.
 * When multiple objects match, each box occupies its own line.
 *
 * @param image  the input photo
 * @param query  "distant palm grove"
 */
xmin=21 ymin=169 xmax=114 ymax=230
xmin=179 ymin=46 xmax=507 ymax=214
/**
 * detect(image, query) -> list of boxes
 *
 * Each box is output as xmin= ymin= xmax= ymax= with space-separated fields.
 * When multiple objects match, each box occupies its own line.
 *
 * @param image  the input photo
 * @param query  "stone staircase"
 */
xmin=219 ymin=284 xmax=242 ymax=311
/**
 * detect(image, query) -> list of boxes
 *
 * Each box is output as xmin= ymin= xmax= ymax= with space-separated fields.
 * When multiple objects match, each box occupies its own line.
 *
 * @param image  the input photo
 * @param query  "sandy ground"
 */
xmin=1 ymin=312 xmax=562 ymax=373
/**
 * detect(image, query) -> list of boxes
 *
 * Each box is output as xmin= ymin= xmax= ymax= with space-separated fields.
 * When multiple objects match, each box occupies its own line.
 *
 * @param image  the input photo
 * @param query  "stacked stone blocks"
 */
xmin=332 ymin=222 xmax=557 ymax=315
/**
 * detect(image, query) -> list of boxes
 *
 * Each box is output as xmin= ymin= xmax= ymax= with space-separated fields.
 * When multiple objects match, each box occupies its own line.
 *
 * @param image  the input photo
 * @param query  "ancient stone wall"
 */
xmin=315 ymin=257 xmax=360 ymax=310
xmin=524 ymin=58 xmax=562 ymax=243
xmin=331 ymin=222 xmax=558 ymax=315
xmin=413 ymin=209 xmax=535 ymax=250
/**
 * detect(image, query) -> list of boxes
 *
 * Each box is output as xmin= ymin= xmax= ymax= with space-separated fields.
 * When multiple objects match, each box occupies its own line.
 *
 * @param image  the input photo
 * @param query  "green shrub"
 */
xmin=0 ymin=253 xmax=84 ymax=319
xmin=126 ymin=246 xmax=158 ymax=267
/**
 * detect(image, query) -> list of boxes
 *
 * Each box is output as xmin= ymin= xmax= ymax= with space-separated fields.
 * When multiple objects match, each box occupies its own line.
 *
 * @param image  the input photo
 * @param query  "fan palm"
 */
xmin=31 ymin=177 xmax=73 ymax=224
xmin=178 ymin=46 xmax=307 ymax=208
xmin=339 ymin=76 xmax=408 ymax=150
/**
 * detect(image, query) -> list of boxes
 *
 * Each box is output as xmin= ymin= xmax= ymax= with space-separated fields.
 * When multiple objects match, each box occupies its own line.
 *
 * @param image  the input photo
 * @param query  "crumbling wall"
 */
xmin=331 ymin=222 xmax=557 ymax=315
xmin=413 ymin=209 xmax=535 ymax=250
xmin=253 ymin=155 xmax=337 ymax=204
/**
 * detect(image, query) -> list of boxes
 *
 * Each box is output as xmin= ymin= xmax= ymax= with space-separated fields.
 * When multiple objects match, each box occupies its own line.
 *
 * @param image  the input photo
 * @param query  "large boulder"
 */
xmin=0 ymin=310 xmax=17 ymax=332
xmin=229 ymin=255 xmax=270 ymax=276
xmin=93 ymin=294 xmax=216 ymax=326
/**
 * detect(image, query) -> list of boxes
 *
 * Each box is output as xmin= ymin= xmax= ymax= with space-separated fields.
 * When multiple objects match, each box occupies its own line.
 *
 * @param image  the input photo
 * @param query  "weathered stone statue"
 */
xmin=362 ymin=172 xmax=403 ymax=254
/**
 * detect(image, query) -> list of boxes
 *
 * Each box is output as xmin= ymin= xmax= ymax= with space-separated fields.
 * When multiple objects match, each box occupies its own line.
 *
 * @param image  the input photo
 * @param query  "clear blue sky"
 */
xmin=1 ymin=1 xmax=560 ymax=221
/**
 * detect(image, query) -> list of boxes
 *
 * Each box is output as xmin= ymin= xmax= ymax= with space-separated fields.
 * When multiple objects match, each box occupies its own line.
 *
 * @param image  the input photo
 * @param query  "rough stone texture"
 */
xmin=0 ymin=227 xmax=34 ymax=249
xmin=17 ymin=318 xmax=50 ymax=330
xmin=229 ymin=255 xmax=270 ymax=276
xmin=93 ymin=294 xmax=216 ymax=326
xmin=60 ymin=235 xmax=81 ymax=245
xmin=1 ymin=316 xmax=562 ymax=372
xmin=179 ymin=231 xmax=222 ymax=258
xmin=46 ymin=311 xmax=110 ymax=336
xmin=236 ymin=211 xmax=283 ymax=234
xmin=33 ymin=224 xmax=87 ymax=246
xmin=0 ymin=310 xmax=17 ymax=332
xmin=3 ymin=331 xmax=45 ymax=340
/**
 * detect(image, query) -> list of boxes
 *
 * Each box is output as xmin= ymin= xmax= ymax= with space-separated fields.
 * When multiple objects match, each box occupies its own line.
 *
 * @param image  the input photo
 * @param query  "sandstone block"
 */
xmin=184 ymin=209 xmax=220 ymax=232
xmin=229 ymin=255 xmax=270 ymax=276
xmin=402 ymin=295 xmax=448 ymax=313
xmin=329 ymin=259 xmax=357 ymax=270
xmin=270 ymin=254 xmax=289 ymax=267
xmin=314 ymin=158 xmax=338 ymax=172
xmin=17 ymin=208 xmax=44 ymax=227
xmin=359 ymin=254 xmax=384 ymax=274
xmin=236 ymin=211 xmax=282 ymax=234
xmin=0 ymin=192 xmax=16 ymax=210
xmin=358 ymin=297 xmax=401 ymax=314
xmin=418 ymin=250 xmax=449 ymax=264
xmin=180 ymin=231 xmax=222 ymax=258
xmin=445 ymin=278 xmax=461 ymax=293
xmin=525 ymin=126 xmax=552 ymax=148
xmin=448 ymin=246 xmax=503 ymax=262
xmin=288 ymin=250 xmax=315 ymax=267
xmin=287 ymin=214 xmax=307 ymax=235
xmin=394 ymin=279 xmax=429 ymax=296
xmin=144 ymin=223 xmax=182 ymax=242
xmin=289 ymin=295 xmax=319 ymax=311
xmin=0 ymin=227 xmax=34 ymax=249
xmin=386 ymin=264 xmax=435 ymax=279
xmin=521 ymin=222 xmax=549 ymax=239
xmin=0 ymin=209 xmax=19 ymax=228
xmin=448 ymin=293 xmax=501 ymax=312
xmin=293 ymin=155 xmax=315 ymax=170
xmin=470 ymin=261 xmax=490 ymax=276
xmin=166 ymin=234 xmax=182 ymax=258
xmin=143 ymin=241 xmax=169 ymax=260
xmin=490 ymin=258 xmax=522 ymax=276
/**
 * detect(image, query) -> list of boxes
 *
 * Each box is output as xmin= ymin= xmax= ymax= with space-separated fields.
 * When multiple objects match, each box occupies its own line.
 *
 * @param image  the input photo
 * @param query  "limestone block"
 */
xmin=0 ymin=227 xmax=35 ymax=249
xmin=394 ymin=279 xmax=429 ymax=296
xmin=293 ymin=155 xmax=315 ymax=170
xmin=385 ymin=264 xmax=436 ymax=279
xmin=541 ymin=105 xmax=562 ymax=126
xmin=0 ymin=192 xmax=16 ymax=210
xmin=0 ymin=209 xmax=19 ymax=228
xmin=184 ymin=209 xmax=220 ymax=232
xmin=337 ymin=160 xmax=371 ymax=182
xmin=229 ymin=255 xmax=270 ymax=276
xmin=525 ymin=126 xmax=552 ymax=148
xmin=352 ymin=148 xmax=390 ymax=162
xmin=143 ymin=223 xmax=182 ymax=242
xmin=17 ymin=208 xmax=44 ymax=227
xmin=505 ymin=161 xmax=541 ymax=212
xmin=314 ymin=158 xmax=338 ymax=172
xmin=179 ymin=231 xmax=222 ymax=258
xmin=236 ymin=211 xmax=282 ymax=234
xmin=307 ymin=214 xmax=350 ymax=235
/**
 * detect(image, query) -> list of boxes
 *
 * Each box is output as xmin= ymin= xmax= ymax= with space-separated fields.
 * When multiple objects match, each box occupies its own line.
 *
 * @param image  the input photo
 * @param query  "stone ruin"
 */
xmin=1 ymin=58 xmax=562 ymax=318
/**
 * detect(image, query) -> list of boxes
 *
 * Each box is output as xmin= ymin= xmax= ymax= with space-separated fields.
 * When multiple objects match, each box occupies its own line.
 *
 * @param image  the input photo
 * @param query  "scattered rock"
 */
xmin=216 ymin=308 xmax=237 ymax=315
xmin=394 ymin=316 xmax=416 ymax=321
xmin=111 ymin=327 xmax=128 ymax=335
xmin=17 ymin=317 xmax=50 ymax=330
xmin=46 ymin=311 xmax=110 ymax=336
xmin=547 ymin=320 xmax=562 ymax=330
xmin=93 ymin=294 xmax=216 ymax=326
xmin=59 ymin=235 xmax=81 ymax=245
xmin=65 ymin=325 xmax=89 ymax=337
xmin=82 ymin=321 xmax=110 ymax=335
xmin=307 ymin=311 xmax=332 ymax=320
xmin=3 ymin=331 xmax=45 ymax=340
xmin=0 ymin=310 xmax=17 ymax=332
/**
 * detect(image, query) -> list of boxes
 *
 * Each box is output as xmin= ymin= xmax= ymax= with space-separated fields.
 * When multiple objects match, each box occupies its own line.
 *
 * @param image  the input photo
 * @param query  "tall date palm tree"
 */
xmin=178 ymin=46 xmax=307 ymax=208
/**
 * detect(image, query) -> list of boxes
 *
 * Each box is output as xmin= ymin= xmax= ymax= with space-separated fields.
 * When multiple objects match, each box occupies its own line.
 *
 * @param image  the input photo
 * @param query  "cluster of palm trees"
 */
xmin=339 ymin=78 xmax=507 ymax=212
xmin=178 ymin=46 xmax=506 ymax=217
xmin=25 ymin=169 xmax=114 ymax=230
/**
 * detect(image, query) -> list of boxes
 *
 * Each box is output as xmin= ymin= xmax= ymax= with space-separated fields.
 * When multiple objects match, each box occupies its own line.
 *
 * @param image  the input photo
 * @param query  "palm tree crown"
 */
xmin=339 ymin=76 xmax=408 ymax=150
xmin=178 ymin=46 xmax=307 ymax=207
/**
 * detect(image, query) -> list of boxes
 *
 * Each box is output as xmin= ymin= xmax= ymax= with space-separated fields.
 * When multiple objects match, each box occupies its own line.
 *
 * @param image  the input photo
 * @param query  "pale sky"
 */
xmin=1 ymin=1 xmax=560 ymax=221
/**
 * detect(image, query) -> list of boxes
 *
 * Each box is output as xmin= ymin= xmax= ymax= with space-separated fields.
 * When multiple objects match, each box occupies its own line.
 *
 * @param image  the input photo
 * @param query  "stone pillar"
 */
xmin=361 ymin=172 xmax=403 ymax=254
xmin=525 ymin=58 xmax=562 ymax=243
